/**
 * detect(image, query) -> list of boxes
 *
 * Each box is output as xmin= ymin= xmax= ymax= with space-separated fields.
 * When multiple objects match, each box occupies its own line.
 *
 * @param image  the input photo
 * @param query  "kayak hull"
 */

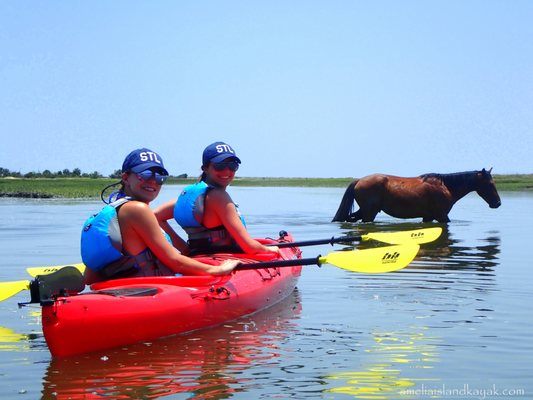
xmin=42 ymin=236 xmax=302 ymax=357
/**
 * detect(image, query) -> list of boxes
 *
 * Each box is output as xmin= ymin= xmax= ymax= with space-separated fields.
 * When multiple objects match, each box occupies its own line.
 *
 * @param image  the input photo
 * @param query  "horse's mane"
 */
xmin=420 ymin=170 xmax=483 ymax=187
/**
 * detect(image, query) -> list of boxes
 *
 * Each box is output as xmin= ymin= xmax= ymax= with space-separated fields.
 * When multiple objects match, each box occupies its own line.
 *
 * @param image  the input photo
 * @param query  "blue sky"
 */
xmin=1 ymin=1 xmax=532 ymax=178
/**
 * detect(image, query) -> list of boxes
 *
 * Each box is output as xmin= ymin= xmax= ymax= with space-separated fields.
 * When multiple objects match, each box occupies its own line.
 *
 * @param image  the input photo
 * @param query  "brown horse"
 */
xmin=332 ymin=169 xmax=501 ymax=223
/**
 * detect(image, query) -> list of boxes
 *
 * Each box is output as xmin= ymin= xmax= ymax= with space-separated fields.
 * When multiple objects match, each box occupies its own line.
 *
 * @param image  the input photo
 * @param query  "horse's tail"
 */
xmin=332 ymin=180 xmax=358 ymax=222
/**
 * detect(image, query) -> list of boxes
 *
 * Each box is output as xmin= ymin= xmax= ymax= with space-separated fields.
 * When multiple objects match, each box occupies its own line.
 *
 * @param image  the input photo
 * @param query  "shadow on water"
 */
xmin=37 ymin=290 xmax=302 ymax=399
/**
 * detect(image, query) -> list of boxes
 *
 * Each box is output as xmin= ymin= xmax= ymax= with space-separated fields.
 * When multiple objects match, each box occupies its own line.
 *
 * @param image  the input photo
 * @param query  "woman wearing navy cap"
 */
xmin=81 ymin=147 xmax=239 ymax=284
xmin=155 ymin=142 xmax=279 ymax=255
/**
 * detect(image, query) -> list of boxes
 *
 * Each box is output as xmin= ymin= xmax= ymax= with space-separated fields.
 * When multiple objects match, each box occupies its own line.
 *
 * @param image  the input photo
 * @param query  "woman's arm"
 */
xmin=206 ymin=190 xmax=279 ymax=254
xmin=154 ymin=200 xmax=189 ymax=254
xmin=121 ymin=202 xmax=238 ymax=275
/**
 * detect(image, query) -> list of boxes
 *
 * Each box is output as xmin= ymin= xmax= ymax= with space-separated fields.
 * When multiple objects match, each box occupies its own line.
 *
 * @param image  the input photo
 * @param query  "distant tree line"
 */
xmin=0 ymin=167 xmax=187 ymax=179
xmin=0 ymin=167 xmax=120 ymax=179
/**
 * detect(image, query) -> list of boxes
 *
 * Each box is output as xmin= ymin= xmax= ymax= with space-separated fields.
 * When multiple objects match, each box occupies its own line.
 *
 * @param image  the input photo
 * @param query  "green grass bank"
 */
xmin=0 ymin=175 xmax=532 ymax=199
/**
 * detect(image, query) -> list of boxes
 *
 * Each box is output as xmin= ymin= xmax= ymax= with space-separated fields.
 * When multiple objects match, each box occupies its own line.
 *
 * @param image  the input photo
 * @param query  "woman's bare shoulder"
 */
xmin=120 ymin=200 xmax=151 ymax=215
xmin=207 ymin=187 xmax=232 ymax=201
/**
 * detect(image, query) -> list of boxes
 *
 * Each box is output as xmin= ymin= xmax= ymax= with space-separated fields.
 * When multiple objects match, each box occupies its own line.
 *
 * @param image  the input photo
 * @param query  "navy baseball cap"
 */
xmin=202 ymin=142 xmax=241 ymax=166
xmin=122 ymin=148 xmax=169 ymax=175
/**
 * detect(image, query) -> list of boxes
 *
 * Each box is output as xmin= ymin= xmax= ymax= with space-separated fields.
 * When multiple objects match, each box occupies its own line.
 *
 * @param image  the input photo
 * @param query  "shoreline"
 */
xmin=1 ymin=174 xmax=532 ymax=199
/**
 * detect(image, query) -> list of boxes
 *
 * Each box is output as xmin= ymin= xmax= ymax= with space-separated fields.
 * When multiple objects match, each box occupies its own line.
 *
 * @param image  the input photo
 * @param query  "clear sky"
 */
xmin=1 ymin=1 xmax=532 ymax=178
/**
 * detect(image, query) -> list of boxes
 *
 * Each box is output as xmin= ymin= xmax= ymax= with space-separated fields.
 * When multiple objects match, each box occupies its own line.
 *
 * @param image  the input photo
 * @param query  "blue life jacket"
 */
xmin=81 ymin=198 xmax=173 ymax=276
xmin=81 ymin=197 xmax=130 ymax=271
xmin=173 ymin=181 xmax=246 ymax=250
xmin=174 ymin=181 xmax=209 ymax=229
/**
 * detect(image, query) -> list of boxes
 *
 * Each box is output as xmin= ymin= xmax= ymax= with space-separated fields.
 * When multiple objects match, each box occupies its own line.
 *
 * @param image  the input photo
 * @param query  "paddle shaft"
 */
xmin=274 ymin=236 xmax=362 ymax=248
xmin=273 ymin=227 xmax=442 ymax=248
xmin=237 ymin=256 xmax=320 ymax=269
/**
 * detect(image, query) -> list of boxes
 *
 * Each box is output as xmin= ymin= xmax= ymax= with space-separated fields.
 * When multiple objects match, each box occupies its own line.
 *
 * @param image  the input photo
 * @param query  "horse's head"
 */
xmin=476 ymin=168 xmax=501 ymax=208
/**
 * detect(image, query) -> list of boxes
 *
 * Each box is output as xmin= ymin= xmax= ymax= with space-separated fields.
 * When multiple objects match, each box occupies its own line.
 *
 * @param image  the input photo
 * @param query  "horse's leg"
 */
xmin=352 ymin=202 xmax=380 ymax=222
xmin=347 ymin=210 xmax=362 ymax=222
xmin=430 ymin=204 xmax=452 ymax=223
xmin=348 ymin=209 xmax=378 ymax=222
xmin=361 ymin=210 xmax=379 ymax=222
xmin=435 ymin=215 xmax=450 ymax=223
xmin=426 ymin=212 xmax=450 ymax=223
xmin=348 ymin=176 xmax=383 ymax=223
xmin=355 ymin=195 xmax=381 ymax=222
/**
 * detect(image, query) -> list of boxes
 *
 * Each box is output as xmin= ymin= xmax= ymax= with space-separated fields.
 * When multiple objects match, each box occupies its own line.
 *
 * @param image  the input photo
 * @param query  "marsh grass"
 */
xmin=1 ymin=174 xmax=531 ymax=198
xmin=0 ymin=178 xmax=118 ymax=198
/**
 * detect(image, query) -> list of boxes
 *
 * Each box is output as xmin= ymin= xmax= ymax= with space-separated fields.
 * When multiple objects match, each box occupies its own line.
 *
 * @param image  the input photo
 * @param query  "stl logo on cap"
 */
xmin=214 ymin=143 xmax=234 ymax=155
xmin=122 ymin=148 xmax=169 ymax=174
xmin=203 ymin=141 xmax=242 ymax=165
xmin=139 ymin=151 xmax=162 ymax=164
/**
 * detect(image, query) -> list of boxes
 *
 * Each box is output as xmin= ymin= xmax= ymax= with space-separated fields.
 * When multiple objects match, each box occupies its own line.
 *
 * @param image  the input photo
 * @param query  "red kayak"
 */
xmin=40 ymin=234 xmax=302 ymax=357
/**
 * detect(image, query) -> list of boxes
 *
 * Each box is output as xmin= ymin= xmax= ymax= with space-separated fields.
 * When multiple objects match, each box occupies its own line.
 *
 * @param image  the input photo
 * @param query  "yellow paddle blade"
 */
xmin=26 ymin=263 xmax=86 ymax=278
xmin=319 ymin=244 xmax=420 ymax=273
xmin=362 ymin=227 xmax=442 ymax=245
xmin=0 ymin=280 xmax=30 ymax=302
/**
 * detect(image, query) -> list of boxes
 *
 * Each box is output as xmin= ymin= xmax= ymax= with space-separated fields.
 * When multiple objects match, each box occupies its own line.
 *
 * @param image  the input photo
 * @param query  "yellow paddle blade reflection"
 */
xmin=325 ymin=329 xmax=441 ymax=398
xmin=0 ymin=326 xmax=30 ymax=351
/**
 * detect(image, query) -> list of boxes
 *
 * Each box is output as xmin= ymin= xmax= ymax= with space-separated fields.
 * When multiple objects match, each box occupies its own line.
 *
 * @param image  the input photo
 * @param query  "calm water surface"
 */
xmin=0 ymin=186 xmax=531 ymax=399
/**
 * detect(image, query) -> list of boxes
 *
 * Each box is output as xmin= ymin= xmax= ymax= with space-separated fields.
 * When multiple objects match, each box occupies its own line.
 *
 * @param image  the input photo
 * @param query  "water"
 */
xmin=0 ymin=186 xmax=531 ymax=399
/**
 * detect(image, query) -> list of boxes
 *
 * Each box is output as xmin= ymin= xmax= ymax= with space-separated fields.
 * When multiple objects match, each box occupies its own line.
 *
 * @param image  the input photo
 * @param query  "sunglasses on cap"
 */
xmin=135 ymin=169 xmax=168 ymax=185
xmin=212 ymin=161 xmax=240 ymax=172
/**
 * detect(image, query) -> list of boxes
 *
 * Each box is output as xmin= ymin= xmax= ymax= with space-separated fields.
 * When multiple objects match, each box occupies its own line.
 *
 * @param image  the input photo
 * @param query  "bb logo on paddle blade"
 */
xmin=382 ymin=251 xmax=400 ymax=264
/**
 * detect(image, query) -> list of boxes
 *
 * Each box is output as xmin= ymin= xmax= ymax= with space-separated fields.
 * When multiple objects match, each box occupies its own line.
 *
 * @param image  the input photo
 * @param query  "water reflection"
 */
xmin=412 ymin=226 xmax=500 ymax=272
xmin=324 ymin=328 xmax=441 ymax=398
xmin=41 ymin=290 xmax=302 ymax=399
xmin=321 ymin=222 xmax=503 ymax=397
xmin=0 ymin=326 xmax=34 ymax=351
xmin=336 ymin=223 xmax=502 ymax=322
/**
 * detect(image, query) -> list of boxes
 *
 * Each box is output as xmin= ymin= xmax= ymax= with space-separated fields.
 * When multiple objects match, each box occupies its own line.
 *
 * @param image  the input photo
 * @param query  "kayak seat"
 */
xmin=29 ymin=266 xmax=85 ymax=306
